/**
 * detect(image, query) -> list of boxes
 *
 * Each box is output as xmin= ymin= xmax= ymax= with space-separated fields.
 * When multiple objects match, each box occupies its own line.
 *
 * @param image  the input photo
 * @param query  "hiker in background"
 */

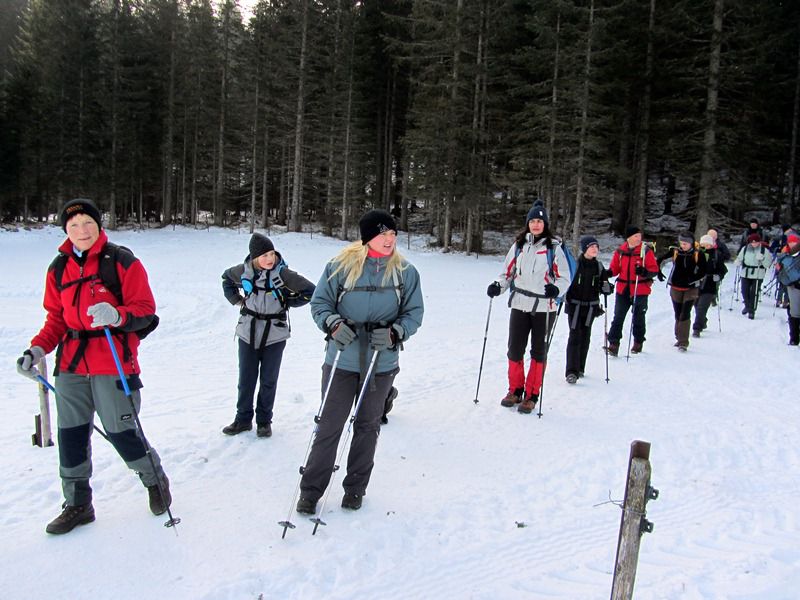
xmin=487 ymin=200 xmax=572 ymax=413
xmin=693 ymin=234 xmax=727 ymax=337
xmin=707 ymin=228 xmax=731 ymax=263
xmin=657 ymin=233 xmax=708 ymax=351
xmin=735 ymin=233 xmax=773 ymax=319
xmin=777 ymin=233 xmax=800 ymax=345
xmin=738 ymin=217 xmax=766 ymax=252
xmin=15 ymin=198 xmax=170 ymax=535
xmin=563 ymin=236 xmax=612 ymax=383
xmin=221 ymin=233 xmax=315 ymax=438
xmin=606 ymin=226 xmax=659 ymax=356
xmin=770 ymin=224 xmax=797 ymax=308
xmin=296 ymin=209 xmax=424 ymax=515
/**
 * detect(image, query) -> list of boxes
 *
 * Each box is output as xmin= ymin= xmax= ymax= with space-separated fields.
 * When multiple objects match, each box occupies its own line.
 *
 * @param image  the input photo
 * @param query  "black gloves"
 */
xmin=600 ymin=280 xmax=613 ymax=296
xmin=635 ymin=265 xmax=648 ymax=277
xmin=657 ymin=270 xmax=666 ymax=282
xmin=544 ymin=283 xmax=560 ymax=298
xmin=601 ymin=268 xmax=614 ymax=280
xmin=487 ymin=282 xmax=502 ymax=298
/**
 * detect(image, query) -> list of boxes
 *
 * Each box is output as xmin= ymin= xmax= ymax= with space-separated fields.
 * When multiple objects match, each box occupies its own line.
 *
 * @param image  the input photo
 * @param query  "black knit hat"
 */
xmin=249 ymin=233 xmax=274 ymax=258
xmin=580 ymin=235 xmax=599 ymax=254
xmin=625 ymin=225 xmax=642 ymax=239
xmin=359 ymin=209 xmax=397 ymax=244
xmin=526 ymin=200 xmax=549 ymax=227
xmin=677 ymin=232 xmax=694 ymax=244
xmin=60 ymin=198 xmax=102 ymax=232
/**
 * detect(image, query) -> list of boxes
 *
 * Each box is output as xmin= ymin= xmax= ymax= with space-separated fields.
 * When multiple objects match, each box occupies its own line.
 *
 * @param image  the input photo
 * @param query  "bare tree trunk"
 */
xmin=571 ymin=0 xmax=595 ymax=249
xmin=215 ymin=4 xmax=231 ymax=227
xmin=324 ymin=0 xmax=343 ymax=237
xmin=341 ymin=61 xmax=354 ymax=241
xmin=261 ymin=123 xmax=269 ymax=229
xmin=190 ymin=107 xmax=198 ymax=226
xmin=162 ymin=12 xmax=177 ymax=227
xmin=250 ymin=78 xmax=259 ymax=234
xmin=442 ymin=0 xmax=463 ymax=252
xmin=289 ymin=0 xmax=308 ymax=232
xmin=784 ymin=17 xmax=800 ymax=223
xmin=695 ymin=0 xmax=724 ymax=238
xmin=633 ymin=0 xmax=655 ymax=231
xmin=108 ymin=0 xmax=120 ymax=230
xmin=546 ymin=11 xmax=561 ymax=214
xmin=278 ymin=137 xmax=287 ymax=225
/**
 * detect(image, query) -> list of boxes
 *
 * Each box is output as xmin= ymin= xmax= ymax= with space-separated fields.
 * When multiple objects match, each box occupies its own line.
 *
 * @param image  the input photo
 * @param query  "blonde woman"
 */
xmin=297 ymin=210 xmax=424 ymax=514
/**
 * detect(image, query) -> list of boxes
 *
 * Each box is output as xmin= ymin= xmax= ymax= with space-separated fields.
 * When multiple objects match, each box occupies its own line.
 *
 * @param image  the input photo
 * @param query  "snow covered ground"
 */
xmin=1 ymin=225 xmax=798 ymax=599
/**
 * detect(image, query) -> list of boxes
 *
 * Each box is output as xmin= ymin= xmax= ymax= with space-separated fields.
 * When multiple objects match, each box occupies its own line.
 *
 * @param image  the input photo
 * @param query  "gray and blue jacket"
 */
xmin=222 ymin=252 xmax=315 ymax=348
xmin=310 ymin=255 xmax=424 ymax=374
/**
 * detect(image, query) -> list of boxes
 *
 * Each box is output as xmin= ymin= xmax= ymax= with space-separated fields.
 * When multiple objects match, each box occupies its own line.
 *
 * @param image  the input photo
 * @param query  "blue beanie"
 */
xmin=526 ymin=200 xmax=549 ymax=226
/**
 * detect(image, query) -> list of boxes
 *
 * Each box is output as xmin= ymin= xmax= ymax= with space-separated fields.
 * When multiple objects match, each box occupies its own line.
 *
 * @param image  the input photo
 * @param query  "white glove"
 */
xmin=87 ymin=302 xmax=122 ymax=328
xmin=17 ymin=346 xmax=45 ymax=378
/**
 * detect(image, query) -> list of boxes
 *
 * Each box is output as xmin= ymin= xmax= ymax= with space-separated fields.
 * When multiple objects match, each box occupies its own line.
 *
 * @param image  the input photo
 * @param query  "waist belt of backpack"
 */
xmin=568 ymin=299 xmax=599 ymax=329
xmin=55 ymin=327 xmax=127 ymax=375
xmin=509 ymin=286 xmax=547 ymax=311
xmin=241 ymin=306 xmax=286 ymax=349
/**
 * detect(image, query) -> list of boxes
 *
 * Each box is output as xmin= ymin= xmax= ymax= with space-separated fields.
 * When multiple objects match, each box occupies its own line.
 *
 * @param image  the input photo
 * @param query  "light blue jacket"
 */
xmin=310 ymin=255 xmax=424 ymax=374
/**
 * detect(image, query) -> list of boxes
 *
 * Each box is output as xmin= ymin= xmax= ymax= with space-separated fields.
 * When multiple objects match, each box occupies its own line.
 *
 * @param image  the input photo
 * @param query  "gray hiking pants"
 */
xmin=55 ymin=373 xmax=165 ymax=506
xmin=299 ymin=364 xmax=397 ymax=502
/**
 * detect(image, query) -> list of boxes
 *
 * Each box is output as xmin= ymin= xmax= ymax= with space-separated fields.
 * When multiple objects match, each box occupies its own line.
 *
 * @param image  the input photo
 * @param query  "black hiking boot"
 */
xmin=500 ymin=388 xmax=523 ymax=407
xmin=46 ymin=502 xmax=95 ymax=535
xmin=566 ymin=373 xmax=578 ymax=385
xmin=296 ymin=497 xmax=317 ymax=515
xmin=148 ymin=475 xmax=172 ymax=516
xmin=518 ymin=394 xmax=538 ymax=414
xmin=222 ymin=421 xmax=252 ymax=435
xmin=341 ymin=493 xmax=363 ymax=510
xmin=256 ymin=423 xmax=272 ymax=438
xmin=381 ymin=386 xmax=398 ymax=424
xmin=692 ymin=330 xmax=701 ymax=338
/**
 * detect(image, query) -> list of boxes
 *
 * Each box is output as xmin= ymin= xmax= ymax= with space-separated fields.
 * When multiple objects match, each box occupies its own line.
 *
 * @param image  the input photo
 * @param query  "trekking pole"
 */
xmin=473 ymin=298 xmax=493 ymax=404
xmin=279 ymin=349 xmax=342 ymax=538
xmin=729 ymin=265 xmax=740 ymax=311
xmin=311 ymin=349 xmax=379 ymax=535
xmin=754 ymin=279 xmax=763 ymax=315
xmin=537 ymin=302 xmax=563 ymax=419
xmin=625 ymin=286 xmax=639 ymax=362
xmin=716 ymin=290 xmax=722 ymax=332
xmin=102 ymin=328 xmax=180 ymax=530
xmin=603 ymin=294 xmax=610 ymax=383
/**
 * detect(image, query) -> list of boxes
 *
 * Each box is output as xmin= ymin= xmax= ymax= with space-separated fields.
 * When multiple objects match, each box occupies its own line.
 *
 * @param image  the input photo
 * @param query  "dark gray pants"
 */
xmin=54 ymin=373 xmax=164 ymax=506
xmin=299 ymin=364 xmax=397 ymax=502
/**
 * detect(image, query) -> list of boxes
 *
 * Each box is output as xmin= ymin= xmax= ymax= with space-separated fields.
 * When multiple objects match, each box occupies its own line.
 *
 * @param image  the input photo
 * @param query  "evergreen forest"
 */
xmin=1 ymin=0 xmax=799 ymax=249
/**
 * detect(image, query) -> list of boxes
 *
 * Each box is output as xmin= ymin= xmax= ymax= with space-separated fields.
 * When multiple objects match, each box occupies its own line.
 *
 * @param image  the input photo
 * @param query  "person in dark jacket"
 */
xmin=606 ymin=226 xmax=660 ymax=355
xmin=296 ymin=209 xmax=424 ymax=515
xmin=738 ymin=217 xmax=766 ymax=252
xmin=563 ymin=236 xmax=612 ymax=384
xmin=657 ymin=232 xmax=708 ymax=350
xmin=707 ymin=228 xmax=731 ymax=263
xmin=692 ymin=234 xmax=727 ymax=337
xmin=15 ymin=198 xmax=170 ymax=535
xmin=221 ymin=233 xmax=315 ymax=438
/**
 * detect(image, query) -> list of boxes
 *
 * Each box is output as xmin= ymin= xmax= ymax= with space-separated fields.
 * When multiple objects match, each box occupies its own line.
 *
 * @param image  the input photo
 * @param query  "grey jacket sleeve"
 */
xmin=221 ymin=264 xmax=245 ymax=305
xmin=392 ymin=263 xmax=424 ymax=342
xmin=310 ymin=263 xmax=341 ymax=333
xmin=280 ymin=267 xmax=316 ymax=309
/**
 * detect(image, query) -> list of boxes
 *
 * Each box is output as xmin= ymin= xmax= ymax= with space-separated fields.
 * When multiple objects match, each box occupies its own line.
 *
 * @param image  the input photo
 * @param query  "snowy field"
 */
xmin=1 ymin=225 xmax=798 ymax=599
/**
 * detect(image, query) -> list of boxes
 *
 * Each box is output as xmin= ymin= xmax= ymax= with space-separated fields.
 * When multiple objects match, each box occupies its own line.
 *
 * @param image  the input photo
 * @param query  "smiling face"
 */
xmin=367 ymin=230 xmax=397 ymax=255
xmin=528 ymin=219 xmax=545 ymax=236
xmin=66 ymin=214 xmax=100 ymax=252
xmin=255 ymin=250 xmax=276 ymax=271
xmin=626 ymin=232 xmax=642 ymax=248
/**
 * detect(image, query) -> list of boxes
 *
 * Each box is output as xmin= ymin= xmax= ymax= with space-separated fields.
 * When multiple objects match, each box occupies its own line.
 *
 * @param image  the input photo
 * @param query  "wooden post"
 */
xmin=610 ymin=440 xmax=658 ymax=600
xmin=32 ymin=357 xmax=54 ymax=448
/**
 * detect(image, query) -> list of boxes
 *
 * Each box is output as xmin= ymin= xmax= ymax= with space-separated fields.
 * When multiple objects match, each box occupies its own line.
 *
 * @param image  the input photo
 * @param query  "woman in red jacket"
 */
xmin=606 ymin=226 xmax=660 ymax=355
xmin=15 ymin=198 xmax=170 ymax=535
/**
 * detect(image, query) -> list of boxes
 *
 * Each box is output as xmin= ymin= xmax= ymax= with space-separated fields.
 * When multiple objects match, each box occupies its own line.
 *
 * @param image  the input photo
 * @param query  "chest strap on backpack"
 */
xmin=55 ymin=327 xmax=128 ymax=375
xmin=240 ymin=306 xmax=287 ymax=349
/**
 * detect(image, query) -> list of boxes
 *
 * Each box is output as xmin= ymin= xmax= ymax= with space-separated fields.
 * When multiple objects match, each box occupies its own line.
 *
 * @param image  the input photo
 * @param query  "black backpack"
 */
xmin=52 ymin=242 xmax=159 ymax=339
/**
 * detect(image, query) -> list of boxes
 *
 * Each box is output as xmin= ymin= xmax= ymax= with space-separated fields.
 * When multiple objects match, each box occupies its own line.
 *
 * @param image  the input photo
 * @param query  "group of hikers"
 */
xmin=16 ymin=199 xmax=423 ymax=534
xmin=13 ymin=197 xmax=799 ymax=536
xmin=486 ymin=205 xmax=800 ymax=414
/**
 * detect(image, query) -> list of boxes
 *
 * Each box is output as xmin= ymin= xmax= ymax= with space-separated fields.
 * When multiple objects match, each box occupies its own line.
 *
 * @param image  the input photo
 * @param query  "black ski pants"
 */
xmin=741 ymin=278 xmax=762 ymax=316
xmin=507 ymin=309 xmax=556 ymax=363
xmin=608 ymin=293 xmax=648 ymax=345
xmin=300 ymin=363 xmax=397 ymax=502
xmin=693 ymin=292 xmax=715 ymax=333
xmin=235 ymin=338 xmax=285 ymax=425
xmin=565 ymin=321 xmax=594 ymax=377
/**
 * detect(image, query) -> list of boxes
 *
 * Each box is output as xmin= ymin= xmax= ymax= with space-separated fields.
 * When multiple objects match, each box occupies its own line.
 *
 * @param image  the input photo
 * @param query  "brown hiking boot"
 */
xmin=631 ymin=341 xmax=643 ymax=354
xmin=46 ymin=503 xmax=95 ymax=535
xmin=500 ymin=388 xmax=523 ymax=407
xmin=518 ymin=394 xmax=538 ymax=414
xmin=606 ymin=343 xmax=619 ymax=357
xmin=148 ymin=475 xmax=172 ymax=516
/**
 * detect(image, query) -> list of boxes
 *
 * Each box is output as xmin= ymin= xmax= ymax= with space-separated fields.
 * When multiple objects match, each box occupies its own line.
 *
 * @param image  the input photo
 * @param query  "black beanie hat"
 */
xmin=249 ymin=233 xmax=274 ymax=258
xmin=526 ymin=200 xmax=549 ymax=227
xmin=625 ymin=225 xmax=642 ymax=239
xmin=580 ymin=235 xmax=599 ymax=254
xmin=359 ymin=209 xmax=397 ymax=244
xmin=60 ymin=198 xmax=102 ymax=232
xmin=677 ymin=231 xmax=694 ymax=244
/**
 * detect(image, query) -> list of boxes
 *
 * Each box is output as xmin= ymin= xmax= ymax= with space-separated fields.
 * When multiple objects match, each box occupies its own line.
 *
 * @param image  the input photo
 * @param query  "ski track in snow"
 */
xmin=1 ymin=226 xmax=799 ymax=599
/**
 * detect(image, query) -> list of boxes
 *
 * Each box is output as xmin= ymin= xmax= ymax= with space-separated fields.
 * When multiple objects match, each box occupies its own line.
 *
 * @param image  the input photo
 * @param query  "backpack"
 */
xmin=510 ymin=238 xmax=575 ymax=302
xmin=777 ymin=252 xmax=800 ymax=287
xmin=52 ymin=242 xmax=159 ymax=339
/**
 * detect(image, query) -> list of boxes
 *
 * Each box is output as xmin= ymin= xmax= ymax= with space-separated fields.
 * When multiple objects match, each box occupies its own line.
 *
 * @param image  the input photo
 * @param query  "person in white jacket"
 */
xmin=487 ymin=201 xmax=572 ymax=414
xmin=735 ymin=233 xmax=773 ymax=319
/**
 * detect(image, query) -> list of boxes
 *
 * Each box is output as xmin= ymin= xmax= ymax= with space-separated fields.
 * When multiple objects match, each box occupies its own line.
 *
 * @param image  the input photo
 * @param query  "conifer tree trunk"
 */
xmin=546 ymin=11 xmax=561 ymax=213
xmin=633 ymin=0 xmax=655 ymax=231
xmin=249 ymin=79 xmax=259 ymax=234
xmin=785 ymin=18 xmax=800 ymax=223
xmin=289 ymin=0 xmax=308 ymax=232
xmin=261 ymin=123 xmax=269 ymax=228
xmin=215 ymin=4 xmax=232 ymax=227
xmin=695 ymin=0 xmax=723 ymax=238
xmin=162 ymin=13 xmax=177 ymax=227
xmin=572 ymin=0 xmax=595 ymax=248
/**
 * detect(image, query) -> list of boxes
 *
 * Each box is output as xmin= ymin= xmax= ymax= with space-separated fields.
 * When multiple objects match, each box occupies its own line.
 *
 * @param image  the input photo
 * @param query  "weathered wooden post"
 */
xmin=610 ymin=440 xmax=658 ymax=600
xmin=31 ymin=357 xmax=54 ymax=448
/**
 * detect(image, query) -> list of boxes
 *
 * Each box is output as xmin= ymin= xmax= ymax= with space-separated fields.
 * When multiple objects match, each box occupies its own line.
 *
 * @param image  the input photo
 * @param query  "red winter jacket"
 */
xmin=31 ymin=231 xmax=157 ymax=376
xmin=609 ymin=241 xmax=659 ymax=297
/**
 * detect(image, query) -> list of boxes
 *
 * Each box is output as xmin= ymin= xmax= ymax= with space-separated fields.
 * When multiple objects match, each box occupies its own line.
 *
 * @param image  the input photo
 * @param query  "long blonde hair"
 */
xmin=329 ymin=241 xmax=407 ymax=290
